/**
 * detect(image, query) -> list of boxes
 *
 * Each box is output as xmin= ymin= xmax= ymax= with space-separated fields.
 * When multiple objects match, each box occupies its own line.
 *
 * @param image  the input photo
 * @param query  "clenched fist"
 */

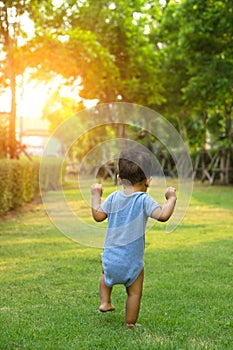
xmin=165 ymin=187 xmax=177 ymax=200
xmin=90 ymin=184 xmax=103 ymax=197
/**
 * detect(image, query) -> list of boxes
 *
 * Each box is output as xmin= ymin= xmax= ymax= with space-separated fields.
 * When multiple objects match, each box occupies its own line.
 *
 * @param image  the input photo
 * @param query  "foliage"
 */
xmin=73 ymin=0 xmax=165 ymax=105
xmin=0 ymin=0 xmax=233 ymax=182
xmin=153 ymin=0 xmax=233 ymax=184
xmin=42 ymin=91 xmax=85 ymax=133
xmin=157 ymin=0 xmax=233 ymax=152
xmin=39 ymin=157 xmax=65 ymax=191
xmin=20 ymin=0 xmax=164 ymax=106
xmin=0 ymin=159 xmax=39 ymax=215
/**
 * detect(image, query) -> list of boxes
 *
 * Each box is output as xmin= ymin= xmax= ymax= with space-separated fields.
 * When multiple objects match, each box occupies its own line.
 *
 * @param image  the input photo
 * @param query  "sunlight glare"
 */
xmin=19 ymin=83 xmax=49 ymax=118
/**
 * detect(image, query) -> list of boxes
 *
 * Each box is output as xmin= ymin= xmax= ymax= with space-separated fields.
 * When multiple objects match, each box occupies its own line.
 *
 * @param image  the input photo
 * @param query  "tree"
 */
xmin=21 ymin=2 xmax=121 ymax=103
xmin=0 ymin=112 xmax=9 ymax=158
xmin=156 ymin=0 xmax=233 ymax=183
xmin=152 ymin=1 xmax=190 ymax=141
xmin=0 ymin=0 xmax=56 ymax=158
xmin=180 ymin=0 xmax=233 ymax=184
xmin=19 ymin=0 xmax=165 ymax=107
xmin=75 ymin=0 xmax=165 ymax=106
xmin=19 ymin=0 xmax=167 ymax=165
xmin=0 ymin=1 xmax=20 ymax=158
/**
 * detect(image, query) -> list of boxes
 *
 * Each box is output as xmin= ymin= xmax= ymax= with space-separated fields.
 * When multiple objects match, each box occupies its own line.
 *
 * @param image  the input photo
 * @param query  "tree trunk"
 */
xmin=223 ymin=103 xmax=233 ymax=185
xmin=9 ymin=74 xmax=17 ymax=159
xmin=2 ymin=3 xmax=17 ymax=158
xmin=225 ymin=148 xmax=231 ymax=185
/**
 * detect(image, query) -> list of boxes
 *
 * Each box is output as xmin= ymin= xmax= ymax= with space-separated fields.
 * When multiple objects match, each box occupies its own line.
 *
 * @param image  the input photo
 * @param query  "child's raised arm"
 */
xmin=151 ymin=186 xmax=177 ymax=222
xmin=90 ymin=184 xmax=107 ymax=222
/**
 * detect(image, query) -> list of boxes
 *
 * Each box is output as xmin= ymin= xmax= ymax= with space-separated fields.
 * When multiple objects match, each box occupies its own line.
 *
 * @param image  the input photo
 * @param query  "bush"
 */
xmin=0 ymin=160 xmax=12 ymax=214
xmin=39 ymin=157 xmax=65 ymax=191
xmin=22 ymin=160 xmax=40 ymax=202
xmin=0 ymin=159 xmax=40 ymax=215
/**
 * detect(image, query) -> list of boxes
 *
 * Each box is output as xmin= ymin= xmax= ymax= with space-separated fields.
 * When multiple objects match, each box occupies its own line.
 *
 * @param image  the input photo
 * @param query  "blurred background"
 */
xmin=0 ymin=0 xmax=232 ymax=214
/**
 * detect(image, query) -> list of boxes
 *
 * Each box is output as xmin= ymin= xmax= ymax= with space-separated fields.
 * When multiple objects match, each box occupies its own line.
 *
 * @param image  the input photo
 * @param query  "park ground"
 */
xmin=0 ymin=182 xmax=232 ymax=350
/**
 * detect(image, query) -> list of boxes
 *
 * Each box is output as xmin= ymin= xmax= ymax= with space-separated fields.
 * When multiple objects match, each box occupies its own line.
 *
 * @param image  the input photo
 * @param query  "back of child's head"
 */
xmin=118 ymin=150 xmax=152 ymax=185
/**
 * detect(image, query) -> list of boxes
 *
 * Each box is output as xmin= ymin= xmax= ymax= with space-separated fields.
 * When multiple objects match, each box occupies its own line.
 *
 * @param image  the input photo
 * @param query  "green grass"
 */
xmin=0 ymin=182 xmax=232 ymax=349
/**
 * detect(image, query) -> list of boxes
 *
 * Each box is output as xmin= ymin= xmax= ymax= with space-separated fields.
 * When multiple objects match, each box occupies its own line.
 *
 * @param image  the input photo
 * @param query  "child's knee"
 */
xmin=126 ymin=283 xmax=143 ymax=298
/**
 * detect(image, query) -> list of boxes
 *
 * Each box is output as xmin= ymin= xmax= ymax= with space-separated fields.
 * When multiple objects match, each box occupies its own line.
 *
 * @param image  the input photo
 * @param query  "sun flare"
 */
xmin=19 ymin=83 xmax=49 ymax=118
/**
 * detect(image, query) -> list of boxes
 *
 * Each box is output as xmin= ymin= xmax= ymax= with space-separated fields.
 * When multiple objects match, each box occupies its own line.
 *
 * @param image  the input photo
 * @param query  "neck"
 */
xmin=123 ymin=182 xmax=148 ymax=194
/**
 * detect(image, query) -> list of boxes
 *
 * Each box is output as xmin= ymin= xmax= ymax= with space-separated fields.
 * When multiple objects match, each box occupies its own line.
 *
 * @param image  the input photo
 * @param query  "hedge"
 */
xmin=39 ymin=157 xmax=64 ymax=192
xmin=0 ymin=157 xmax=67 ymax=215
xmin=0 ymin=159 xmax=40 ymax=215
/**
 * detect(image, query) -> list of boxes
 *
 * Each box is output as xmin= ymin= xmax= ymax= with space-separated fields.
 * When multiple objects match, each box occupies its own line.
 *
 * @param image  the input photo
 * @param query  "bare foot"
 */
xmin=99 ymin=303 xmax=115 ymax=312
xmin=126 ymin=323 xmax=135 ymax=329
xmin=125 ymin=323 xmax=142 ymax=329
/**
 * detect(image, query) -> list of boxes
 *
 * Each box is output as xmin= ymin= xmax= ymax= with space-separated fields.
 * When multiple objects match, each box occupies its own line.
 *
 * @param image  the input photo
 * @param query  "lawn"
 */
xmin=0 ymin=182 xmax=232 ymax=350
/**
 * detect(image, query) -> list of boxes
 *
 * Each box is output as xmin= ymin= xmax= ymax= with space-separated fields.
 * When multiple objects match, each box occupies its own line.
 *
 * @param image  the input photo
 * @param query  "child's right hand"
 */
xmin=165 ymin=187 xmax=177 ymax=200
xmin=90 ymin=184 xmax=107 ymax=222
xmin=91 ymin=184 xmax=103 ymax=197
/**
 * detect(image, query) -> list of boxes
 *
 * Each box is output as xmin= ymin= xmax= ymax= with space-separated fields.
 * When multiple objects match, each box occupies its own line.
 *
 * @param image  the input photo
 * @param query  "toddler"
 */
xmin=91 ymin=150 xmax=177 ymax=329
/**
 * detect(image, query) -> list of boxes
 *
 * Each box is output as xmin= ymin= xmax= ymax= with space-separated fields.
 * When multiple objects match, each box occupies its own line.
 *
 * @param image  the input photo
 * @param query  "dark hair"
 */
xmin=118 ymin=150 xmax=152 ymax=185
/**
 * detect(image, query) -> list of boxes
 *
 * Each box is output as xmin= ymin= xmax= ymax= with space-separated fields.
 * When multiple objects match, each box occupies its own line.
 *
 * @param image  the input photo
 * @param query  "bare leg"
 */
xmin=125 ymin=268 xmax=144 ymax=329
xmin=99 ymin=273 xmax=115 ymax=312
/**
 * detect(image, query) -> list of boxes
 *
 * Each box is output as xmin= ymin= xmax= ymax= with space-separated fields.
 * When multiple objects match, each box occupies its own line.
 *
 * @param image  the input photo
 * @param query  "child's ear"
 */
xmin=117 ymin=174 xmax=122 ymax=185
xmin=146 ymin=177 xmax=152 ymax=187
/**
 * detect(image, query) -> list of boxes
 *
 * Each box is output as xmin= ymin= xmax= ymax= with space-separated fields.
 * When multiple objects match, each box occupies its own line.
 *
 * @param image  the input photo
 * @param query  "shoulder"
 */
xmin=142 ymin=193 xmax=161 ymax=215
xmin=133 ymin=191 xmax=150 ymax=201
xmin=101 ymin=191 xmax=119 ymax=212
xmin=104 ymin=191 xmax=119 ymax=202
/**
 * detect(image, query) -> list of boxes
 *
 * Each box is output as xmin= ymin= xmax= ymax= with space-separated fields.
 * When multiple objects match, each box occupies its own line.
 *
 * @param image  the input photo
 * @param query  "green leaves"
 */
xmin=0 ymin=0 xmax=232 ymax=181
xmin=157 ymin=0 xmax=233 ymax=153
xmin=0 ymin=159 xmax=39 ymax=214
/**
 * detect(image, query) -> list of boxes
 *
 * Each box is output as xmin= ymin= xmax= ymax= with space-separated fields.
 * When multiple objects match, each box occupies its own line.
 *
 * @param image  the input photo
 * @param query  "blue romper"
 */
xmin=101 ymin=191 xmax=160 ymax=287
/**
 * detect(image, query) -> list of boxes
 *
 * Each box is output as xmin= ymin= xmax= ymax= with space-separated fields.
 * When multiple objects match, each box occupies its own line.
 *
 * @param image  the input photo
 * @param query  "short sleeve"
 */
xmin=101 ymin=192 xmax=116 ymax=214
xmin=144 ymin=195 xmax=161 ymax=217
